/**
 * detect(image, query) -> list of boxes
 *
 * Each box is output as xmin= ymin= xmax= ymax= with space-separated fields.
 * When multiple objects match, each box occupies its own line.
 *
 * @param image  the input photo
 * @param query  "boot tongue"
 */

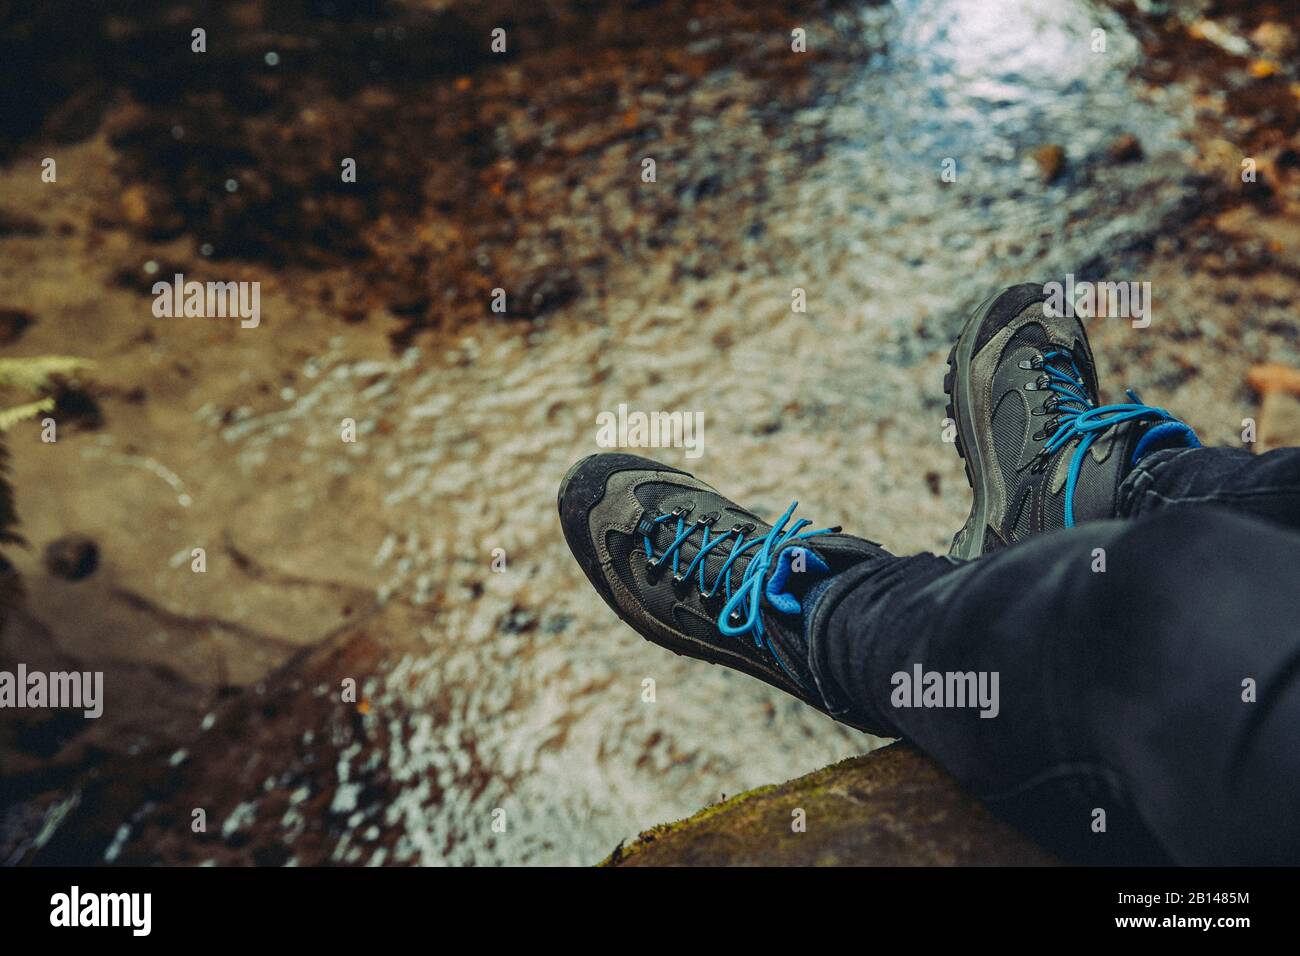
xmin=636 ymin=499 xmax=765 ymax=586
xmin=763 ymin=535 xmax=885 ymax=616
xmin=1130 ymin=419 xmax=1200 ymax=464
xmin=1054 ymin=417 xmax=1200 ymax=525
xmin=1044 ymin=347 xmax=1100 ymax=408
xmin=764 ymin=545 xmax=831 ymax=614
xmin=752 ymin=534 xmax=888 ymax=699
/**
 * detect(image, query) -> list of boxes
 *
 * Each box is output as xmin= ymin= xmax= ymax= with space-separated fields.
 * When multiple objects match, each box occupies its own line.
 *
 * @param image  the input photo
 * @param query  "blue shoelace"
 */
xmin=641 ymin=501 xmax=835 ymax=651
xmin=1035 ymin=348 xmax=1199 ymax=526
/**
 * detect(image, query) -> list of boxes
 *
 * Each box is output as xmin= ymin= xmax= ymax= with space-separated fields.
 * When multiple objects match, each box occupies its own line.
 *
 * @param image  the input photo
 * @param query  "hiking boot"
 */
xmin=557 ymin=453 xmax=888 ymax=730
xmin=944 ymin=283 xmax=1199 ymax=558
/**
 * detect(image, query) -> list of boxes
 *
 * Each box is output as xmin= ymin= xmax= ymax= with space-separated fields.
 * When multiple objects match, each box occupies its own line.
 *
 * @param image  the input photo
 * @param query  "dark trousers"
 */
xmin=812 ymin=446 xmax=1300 ymax=864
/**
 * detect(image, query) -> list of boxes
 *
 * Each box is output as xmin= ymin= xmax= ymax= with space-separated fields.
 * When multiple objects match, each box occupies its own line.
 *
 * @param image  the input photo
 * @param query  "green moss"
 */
xmin=600 ymin=745 xmax=1059 ymax=867
xmin=599 ymin=782 xmax=784 ymax=866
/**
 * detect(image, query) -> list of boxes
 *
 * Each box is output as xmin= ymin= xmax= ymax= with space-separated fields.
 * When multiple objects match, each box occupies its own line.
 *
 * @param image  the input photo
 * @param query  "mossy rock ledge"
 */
xmin=602 ymin=743 xmax=1059 ymax=866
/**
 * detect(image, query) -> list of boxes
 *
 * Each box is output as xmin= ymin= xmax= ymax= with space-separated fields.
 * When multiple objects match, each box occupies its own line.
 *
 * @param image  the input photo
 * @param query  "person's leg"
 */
xmin=1119 ymin=444 xmax=1300 ymax=531
xmin=812 ymin=506 xmax=1300 ymax=865
xmin=557 ymin=450 xmax=1300 ymax=863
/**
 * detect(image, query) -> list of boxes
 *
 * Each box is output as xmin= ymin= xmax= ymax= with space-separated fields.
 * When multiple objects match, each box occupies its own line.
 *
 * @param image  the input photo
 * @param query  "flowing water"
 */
xmin=215 ymin=0 xmax=1204 ymax=864
xmin=4 ymin=0 xmax=1231 ymax=865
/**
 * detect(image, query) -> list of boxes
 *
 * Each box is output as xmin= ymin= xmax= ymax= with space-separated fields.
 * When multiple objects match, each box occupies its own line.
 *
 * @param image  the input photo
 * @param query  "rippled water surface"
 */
xmin=214 ymin=0 xmax=1203 ymax=864
xmin=3 ymin=0 xmax=1223 ymax=865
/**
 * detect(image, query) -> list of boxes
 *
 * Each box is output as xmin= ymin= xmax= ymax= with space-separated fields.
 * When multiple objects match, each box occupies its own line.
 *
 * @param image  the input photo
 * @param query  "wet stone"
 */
xmin=43 ymin=535 xmax=100 ymax=582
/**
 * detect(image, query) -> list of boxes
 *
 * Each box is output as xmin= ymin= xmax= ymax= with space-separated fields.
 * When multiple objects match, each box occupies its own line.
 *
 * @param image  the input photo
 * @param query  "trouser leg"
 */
xmin=1120 ymin=445 xmax=1300 ymax=531
xmin=810 ymin=507 xmax=1300 ymax=864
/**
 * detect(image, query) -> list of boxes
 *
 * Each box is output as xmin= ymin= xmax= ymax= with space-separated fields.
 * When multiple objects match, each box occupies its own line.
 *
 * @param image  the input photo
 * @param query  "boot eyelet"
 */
xmin=1031 ymin=420 xmax=1060 ymax=442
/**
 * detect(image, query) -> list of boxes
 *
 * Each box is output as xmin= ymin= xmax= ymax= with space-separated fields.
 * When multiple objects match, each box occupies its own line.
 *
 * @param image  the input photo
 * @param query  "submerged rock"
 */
xmin=0 ymin=307 xmax=33 ymax=345
xmin=1032 ymin=144 xmax=1067 ymax=183
xmin=44 ymin=535 xmax=100 ymax=582
xmin=603 ymin=744 xmax=1058 ymax=866
xmin=1108 ymin=133 xmax=1144 ymax=163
